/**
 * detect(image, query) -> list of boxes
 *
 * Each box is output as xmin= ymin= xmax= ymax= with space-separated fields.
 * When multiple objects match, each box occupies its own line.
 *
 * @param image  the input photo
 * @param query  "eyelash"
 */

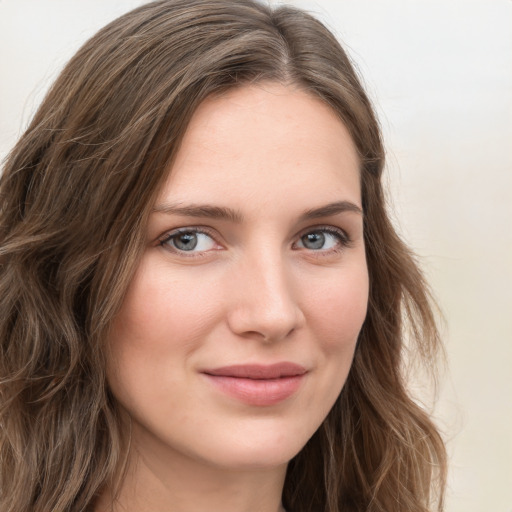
xmin=158 ymin=225 xmax=352 ymax=257
xmin=293 ymin=226 xmax=352 ymax=254
xmin=158 ymin=227 xmax=219 ymax=257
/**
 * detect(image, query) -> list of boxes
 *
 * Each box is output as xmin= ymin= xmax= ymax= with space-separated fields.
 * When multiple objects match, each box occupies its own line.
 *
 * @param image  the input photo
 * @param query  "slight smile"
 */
xmin=202 ymin=363 xmax=308 ymax=406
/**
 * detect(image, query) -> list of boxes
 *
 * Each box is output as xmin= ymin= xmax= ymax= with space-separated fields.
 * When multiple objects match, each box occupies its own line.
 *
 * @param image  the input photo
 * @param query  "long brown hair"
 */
xmin=0 ymin=1 xmax=446 ymax=511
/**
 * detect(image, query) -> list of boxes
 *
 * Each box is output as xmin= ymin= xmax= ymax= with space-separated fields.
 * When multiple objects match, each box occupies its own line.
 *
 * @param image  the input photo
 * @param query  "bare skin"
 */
xmin=98 ymin=82 xmax=367 ymax=512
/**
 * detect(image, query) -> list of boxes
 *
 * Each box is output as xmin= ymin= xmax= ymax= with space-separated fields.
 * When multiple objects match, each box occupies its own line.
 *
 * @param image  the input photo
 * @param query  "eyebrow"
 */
xmin=152 ymin=203 xmax=243 ymax=223
xmin=298 ymin=201 xmax=363 ymax=221
xmin=152 ymin=200 xmax=363 ymax=223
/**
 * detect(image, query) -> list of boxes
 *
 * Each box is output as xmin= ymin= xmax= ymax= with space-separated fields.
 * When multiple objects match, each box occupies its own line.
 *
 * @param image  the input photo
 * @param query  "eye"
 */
xmin=294 ymin=227 xmax=349 ymax=251
xmin=159 ymin=228 xmax=220 ymax=254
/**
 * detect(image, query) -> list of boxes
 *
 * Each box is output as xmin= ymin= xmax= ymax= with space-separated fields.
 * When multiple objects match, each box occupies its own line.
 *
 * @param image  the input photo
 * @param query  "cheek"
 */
xmin=305 ymin=263 xmax=369 ymax=354
xmin=294 ymin=263 xmax=368 ymax=429
xmin=110 ymin=259 xmax=219 ymax=355
xmin=105 ymin=258 xmax=216 ymax=408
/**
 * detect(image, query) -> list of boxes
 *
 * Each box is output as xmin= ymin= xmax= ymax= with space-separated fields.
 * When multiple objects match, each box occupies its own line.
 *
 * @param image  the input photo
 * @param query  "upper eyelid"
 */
xmin=157 ymin=224 xmax=353 ymax=252
xmin=294 ymin=224 xmax=350 ymax=240
xmin=291 ymin=226 xmax=354 ymax=258
xmin=158 ymin=227 xmax=223 ymax=257
xmin=158 ymin=226 xmax=217 ymax=243
xmin=159 ymin=223 xmax=348 ymax=238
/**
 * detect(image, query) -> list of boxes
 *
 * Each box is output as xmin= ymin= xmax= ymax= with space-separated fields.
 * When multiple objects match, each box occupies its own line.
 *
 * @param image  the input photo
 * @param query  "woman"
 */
xmin=0 ymin=1 xmax=447 ymax=511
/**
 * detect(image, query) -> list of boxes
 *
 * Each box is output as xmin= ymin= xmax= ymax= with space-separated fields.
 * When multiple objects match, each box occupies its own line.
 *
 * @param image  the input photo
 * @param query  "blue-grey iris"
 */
xmin=301 ymin=232 xmax=325 ymax=250
xmin=174 ymin=232 xmax=198 ymax=251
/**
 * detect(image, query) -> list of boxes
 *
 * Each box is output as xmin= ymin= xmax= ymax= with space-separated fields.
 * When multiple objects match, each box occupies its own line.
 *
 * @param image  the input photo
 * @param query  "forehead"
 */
xmin=158 ymin=83 xmax=361 ymax=212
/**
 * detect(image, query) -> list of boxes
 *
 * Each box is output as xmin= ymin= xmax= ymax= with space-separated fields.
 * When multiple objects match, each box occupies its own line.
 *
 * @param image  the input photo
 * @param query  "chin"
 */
xmin=206 ymin=444 xmax=301 ymax=471
xmin=192 ymin=416 xmax=319 ymax=470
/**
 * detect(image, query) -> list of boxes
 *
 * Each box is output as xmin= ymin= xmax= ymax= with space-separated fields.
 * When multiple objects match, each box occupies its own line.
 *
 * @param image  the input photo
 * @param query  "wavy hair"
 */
xmin=0 ymin=1 xmax=446 ymax=510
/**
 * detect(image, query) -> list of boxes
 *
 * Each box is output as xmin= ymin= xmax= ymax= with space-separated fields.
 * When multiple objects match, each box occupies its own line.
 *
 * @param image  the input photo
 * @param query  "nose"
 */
xmin=226 ymin=249 xmax=305 ymax=343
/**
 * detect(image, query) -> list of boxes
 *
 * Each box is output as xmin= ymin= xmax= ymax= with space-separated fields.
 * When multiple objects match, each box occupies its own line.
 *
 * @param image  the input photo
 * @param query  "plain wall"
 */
xmin=1 ymin=1 xmax=511 ymax=511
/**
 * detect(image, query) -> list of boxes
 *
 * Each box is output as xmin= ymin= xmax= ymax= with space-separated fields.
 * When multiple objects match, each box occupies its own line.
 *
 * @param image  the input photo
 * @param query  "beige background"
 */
xmin=1 ymin=1 xmax=511 ymax=510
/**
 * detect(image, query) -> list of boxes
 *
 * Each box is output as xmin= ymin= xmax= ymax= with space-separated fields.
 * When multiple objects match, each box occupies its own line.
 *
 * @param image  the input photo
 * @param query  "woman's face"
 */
xmin=107 ymin=83 xmax=368 ymax=471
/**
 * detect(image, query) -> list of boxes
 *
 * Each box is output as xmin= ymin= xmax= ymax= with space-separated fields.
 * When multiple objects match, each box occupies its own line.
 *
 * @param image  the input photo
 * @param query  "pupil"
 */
xmin=303 ymin=232 xmax=325 ymax=250
xmin=175 ymin=232 xmax=197 ymax=251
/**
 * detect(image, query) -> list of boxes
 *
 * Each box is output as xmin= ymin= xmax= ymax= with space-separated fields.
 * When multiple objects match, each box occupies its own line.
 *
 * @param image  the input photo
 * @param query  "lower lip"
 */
xmin=203 ymin=374 xmax=304 ymax=406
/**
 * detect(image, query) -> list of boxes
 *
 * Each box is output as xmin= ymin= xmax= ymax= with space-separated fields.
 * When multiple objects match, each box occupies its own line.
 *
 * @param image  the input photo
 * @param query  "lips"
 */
xmin=202 ymin=362 xmax=307 ymax=406
xmin=204 ymin=362 xmax=307 ymax=379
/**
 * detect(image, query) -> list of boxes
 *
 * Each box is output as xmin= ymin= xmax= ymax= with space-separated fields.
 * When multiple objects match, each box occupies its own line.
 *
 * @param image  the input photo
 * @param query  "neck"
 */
xmin=94 ymin=427 xmax=288 ymax=512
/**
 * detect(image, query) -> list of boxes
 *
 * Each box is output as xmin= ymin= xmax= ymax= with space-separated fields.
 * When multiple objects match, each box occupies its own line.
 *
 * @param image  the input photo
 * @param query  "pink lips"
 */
xmin=202 ymin=362 xmax=307 ymax=406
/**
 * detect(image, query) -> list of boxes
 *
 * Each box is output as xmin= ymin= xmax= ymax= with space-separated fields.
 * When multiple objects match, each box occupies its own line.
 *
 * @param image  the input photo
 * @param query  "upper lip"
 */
xmin=203 ymin=362 xmax=307 ymax=379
